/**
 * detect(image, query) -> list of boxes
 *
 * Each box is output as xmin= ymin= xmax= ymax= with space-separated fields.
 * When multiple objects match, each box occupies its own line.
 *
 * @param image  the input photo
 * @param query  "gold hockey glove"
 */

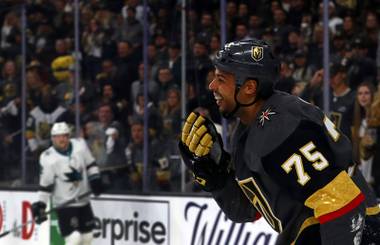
xmin=179 ymin=112 xmax=230 ymax=191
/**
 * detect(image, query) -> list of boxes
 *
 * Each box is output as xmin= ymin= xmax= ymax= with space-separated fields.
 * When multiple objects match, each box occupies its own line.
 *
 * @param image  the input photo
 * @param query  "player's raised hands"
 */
xmin=179 ymin=112 xmax=231 ymax=191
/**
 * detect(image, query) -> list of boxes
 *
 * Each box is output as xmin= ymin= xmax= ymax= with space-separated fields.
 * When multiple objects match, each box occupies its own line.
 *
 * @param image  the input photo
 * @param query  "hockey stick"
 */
xmin=0 ymin=190 xmax=92 ymax=238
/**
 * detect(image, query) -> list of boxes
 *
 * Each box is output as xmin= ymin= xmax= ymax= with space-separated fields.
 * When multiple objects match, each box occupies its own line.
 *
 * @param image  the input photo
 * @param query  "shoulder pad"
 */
xmin=246 ymin=92 xmax=324 ymax=159
xmin=40 ymin=148 xmax=54 ymax=165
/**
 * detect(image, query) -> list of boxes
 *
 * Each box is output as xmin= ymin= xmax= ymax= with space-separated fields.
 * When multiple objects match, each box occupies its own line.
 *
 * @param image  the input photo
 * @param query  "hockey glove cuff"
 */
xmin=31 ymin=201 xmax=47 ymax=224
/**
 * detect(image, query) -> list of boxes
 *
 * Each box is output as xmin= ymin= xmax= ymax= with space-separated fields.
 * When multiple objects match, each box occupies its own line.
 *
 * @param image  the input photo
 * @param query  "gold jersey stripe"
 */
xmin=366 ymin=205 xmax=380 ymax=216
xmin=304 ymin=171 xmax=361 ymax=218
xmin=291 ymin=216 xmax=319 ymax=245
xmin=291 ymin=204 xmax=380 ymax=245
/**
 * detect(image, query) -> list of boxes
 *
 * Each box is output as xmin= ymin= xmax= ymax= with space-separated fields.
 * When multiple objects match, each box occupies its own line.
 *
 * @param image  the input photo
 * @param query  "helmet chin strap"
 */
xmin=222 ymin=86 xmax=259 ymax=119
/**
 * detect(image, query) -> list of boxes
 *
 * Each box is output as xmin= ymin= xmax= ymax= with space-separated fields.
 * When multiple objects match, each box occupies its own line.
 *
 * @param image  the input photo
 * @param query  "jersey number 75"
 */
xmin=281 ymin=117 xmax=340 ymax=186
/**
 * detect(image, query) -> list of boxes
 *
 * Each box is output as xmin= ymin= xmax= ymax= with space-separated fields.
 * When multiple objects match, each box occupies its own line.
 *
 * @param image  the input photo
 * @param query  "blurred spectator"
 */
xmin=247 ymin=14 xmax=264 ymax=39
xmin=329 ymin=65 xmax=356 ymax=138
xmin=0 ymin=59 xmax=20 ymax=88
xmin=318 ymin=1 xmax=342 ymax=34
xmin=281 ymin=28 xmax=302 ymax=56
xmin=54 ymin=38 xmax=70 ymax=57
xmin=166 ymin=42 xmax=182 ymax=84
xmin=1 ymin=11 xmax=20 ymax=59
xmin=307 ymin=23 xmax=324 ymax=70
xmin=287 ymin=0 xmax=307 ymax=27
xmin=226 ymin=1 xmax=238 ymax=39
xmin=341 ymin=14 xmax=357 ymax=44
xmin=118 ymin=6 xmax=143 ymax=50
xmin=237 ymin=3 xmax=249 ymax=23
xmin=82 ymin=18 xmax=106 ymax=80
xmin=147 ymin=43 xmax=159 ymax=79
xmin=209 ymin=34 xmax=221 ymax=61
xmin=26 ymin=86 xmax=66 ymax=154
xmin=95 ymin=8 xmax=118 ymax=60
xmin=55 ymin=64 xmax=96 ymax=108
xmin=154 ymin=31 xmax=169 ymax=64
xmin=25 ymin=68 xmax=49 ymax=109
xmin=292 ymin=49 xmax=312 ymax=95
xmin=346 ymin=37 xmax=377 ymax=90
xmin=130 ymin=63 xmax=159 ymax=106
xmin=83 ymin=103 xmax=126 ymax=192
xmin=95 ymin=59 xmax=117 ymax=91
xmin=124 ymin=117 xmax=144 ymax=191
xmin=56 ymin=99 xmax=91 ymax=132
xmin=112 ymin=40 xmax=139 ymax=101
xmin=234 ymin=22 xmax=252 ymax=41
xmin=156 ymin=66 xmax=177 ymax=104
xmin=132 ymin=93 xmax=163 ymax=141
xmin=362 ymin=11 xmax=379 ymax=60
xmin=351 ymin=82 xmax=377 ymax=183
xmin=275 ymin=60 xmax=296 ymax=94
xmin=121 ymin=0 xmax=146 ymax=24
xmin=159 ymin=87 xmax=181 ymax=139
xmin=99 ymin=84 xmax=129 ymax=124
xmin=331 ymin=31 xmax=346 ymax=58
xmin=187 ymin=39 xmax=213 ymax=95
xmin=367 ymin=86 xmax=380 ymax=196
xmin=0 ymin=97 xmax=21 ymax=184
xmin=302 ymin=62 xmax=355 ymax=138
xmin=125 ymin=116 xmax=180 ymax=192
xmin=197 ymin=12 xmax=217 ymax=43
xmin=262 ymin=27 xmax=275 ymax=44
xmin=86 ymin=103 xmax=125 ymax=167
xmin=272 ymin=8 xmax=291 ymax=53
xmin=299 ymin=12 xmax=313 ymax=45
xmin=151 ymin=6 xmax=174 ymax=39
xmin=57 ymin=11 xmax=74 ymax=38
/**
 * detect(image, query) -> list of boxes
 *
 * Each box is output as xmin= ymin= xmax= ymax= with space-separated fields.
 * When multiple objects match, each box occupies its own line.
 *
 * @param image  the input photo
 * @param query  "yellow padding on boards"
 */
xmin=304 ymin=171 xmax=361 ymax=218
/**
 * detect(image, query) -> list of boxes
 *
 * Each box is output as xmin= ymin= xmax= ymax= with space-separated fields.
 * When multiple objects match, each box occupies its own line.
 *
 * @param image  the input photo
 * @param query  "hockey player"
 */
xmin=32 ymin=122 xmax=104 ymax=245
xmin=179 ymin=39 xmax=380 ymax=244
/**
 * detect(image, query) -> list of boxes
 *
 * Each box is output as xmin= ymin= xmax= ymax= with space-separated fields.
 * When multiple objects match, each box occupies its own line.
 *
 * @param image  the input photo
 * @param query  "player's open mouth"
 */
xmin=214 ymin=93 xmax=223 ymax=105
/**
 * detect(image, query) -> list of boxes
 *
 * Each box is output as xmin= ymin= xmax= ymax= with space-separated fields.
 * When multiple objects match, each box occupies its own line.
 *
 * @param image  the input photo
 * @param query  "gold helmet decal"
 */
xmin=251 ymin=46 xmax=263 ymax=61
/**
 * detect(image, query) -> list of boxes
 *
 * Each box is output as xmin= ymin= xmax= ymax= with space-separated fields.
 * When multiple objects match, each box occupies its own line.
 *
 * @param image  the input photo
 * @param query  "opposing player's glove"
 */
xmin=31 ymin=201 xmax=47 ymax=224
xmin=178 ymin=112 xmax=230 ymax=191
xmin=89 ymin=175 xmax=105 ymax=196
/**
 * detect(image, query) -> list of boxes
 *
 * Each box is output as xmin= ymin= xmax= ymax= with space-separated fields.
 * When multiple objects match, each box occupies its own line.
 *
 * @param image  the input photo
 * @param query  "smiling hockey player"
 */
xmin=179 ymin=39 xmax=380 ymax=244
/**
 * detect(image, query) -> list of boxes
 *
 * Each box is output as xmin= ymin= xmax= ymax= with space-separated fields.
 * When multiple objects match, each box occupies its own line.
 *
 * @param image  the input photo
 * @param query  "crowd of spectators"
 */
xmin=0 ymin=0 xmax=379 ymax=195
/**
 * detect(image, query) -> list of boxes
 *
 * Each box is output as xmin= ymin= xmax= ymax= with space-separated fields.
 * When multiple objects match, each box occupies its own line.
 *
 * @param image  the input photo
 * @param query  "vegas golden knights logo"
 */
xmin=251 ymin=46 xmax=263 ymax=61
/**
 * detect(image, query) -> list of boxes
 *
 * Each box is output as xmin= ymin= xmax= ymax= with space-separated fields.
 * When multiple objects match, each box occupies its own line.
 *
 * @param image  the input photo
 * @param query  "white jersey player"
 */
xmin=32 ymin=122 xmax=104 ymax=245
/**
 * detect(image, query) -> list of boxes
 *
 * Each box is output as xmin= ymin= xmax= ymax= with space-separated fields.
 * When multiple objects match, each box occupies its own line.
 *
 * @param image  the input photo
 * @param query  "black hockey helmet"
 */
xmin=214 ymin=39 xmax=280 ymax=98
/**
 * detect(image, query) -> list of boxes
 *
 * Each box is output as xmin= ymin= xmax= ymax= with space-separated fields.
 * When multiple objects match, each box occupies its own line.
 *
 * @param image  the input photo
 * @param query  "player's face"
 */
xmin=52 ymin=134 xmax=70 ymax=150
xmin=357 ymin=85 xmax=372 ymax=107
xmin=208 ymin=68 xmax=237 ymax=115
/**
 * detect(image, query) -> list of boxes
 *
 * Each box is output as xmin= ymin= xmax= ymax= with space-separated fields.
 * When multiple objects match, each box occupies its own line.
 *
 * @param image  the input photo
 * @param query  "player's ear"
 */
xmin=243 ymin=79 xmax=258 ymax=95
